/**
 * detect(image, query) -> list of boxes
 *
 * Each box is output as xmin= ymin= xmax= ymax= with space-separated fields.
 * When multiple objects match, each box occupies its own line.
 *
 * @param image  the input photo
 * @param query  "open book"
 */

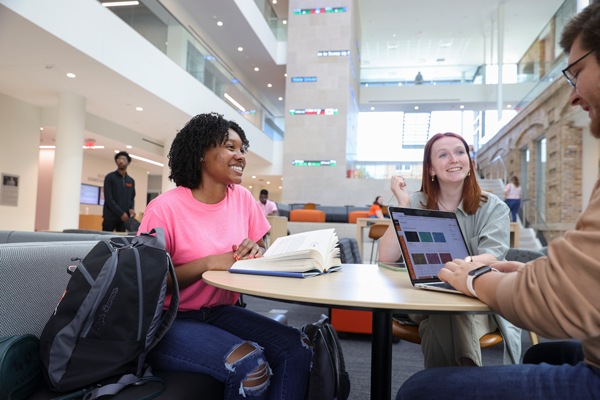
xmin=228 ymin=229 xmax=342 ymax=278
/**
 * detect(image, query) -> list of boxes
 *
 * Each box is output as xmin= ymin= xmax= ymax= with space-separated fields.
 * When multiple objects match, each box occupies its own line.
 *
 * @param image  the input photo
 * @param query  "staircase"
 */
xmin=478 ymin=178 xmax=543 ymax=251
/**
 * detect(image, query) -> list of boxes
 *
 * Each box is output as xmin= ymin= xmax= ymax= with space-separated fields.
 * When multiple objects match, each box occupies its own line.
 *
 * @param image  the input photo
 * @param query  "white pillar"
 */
xmin=161 ymin=135 xmax=176 ymax=193
xmin=49 ymin=93 xmax=85 ymax=231
xmin=497 ymin=1 xmax=504 ymax=121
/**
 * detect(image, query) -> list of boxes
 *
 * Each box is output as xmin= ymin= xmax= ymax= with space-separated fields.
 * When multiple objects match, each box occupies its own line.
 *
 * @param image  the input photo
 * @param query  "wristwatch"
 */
xmin=466 ymin=265 xmax=496 ymax=297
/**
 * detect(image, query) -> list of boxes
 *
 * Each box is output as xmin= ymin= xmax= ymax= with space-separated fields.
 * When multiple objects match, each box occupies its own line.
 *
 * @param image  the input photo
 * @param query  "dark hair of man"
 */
xmin=419 ymin=132 xmax=487 ymax=215
xmin=114 ymin=151 xmax=131 ymax=163
xmin=168 ymin=112 xmax=249 ymax=188
xmin=260 ymin=189 xmax=269 ymax=196
xmin=559 ymin=1 xmax=600 ymax=61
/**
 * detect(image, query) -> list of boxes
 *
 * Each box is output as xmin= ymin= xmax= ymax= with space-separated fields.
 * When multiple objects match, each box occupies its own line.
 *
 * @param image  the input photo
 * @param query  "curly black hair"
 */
xmin=168 ymin=112 xmax=249 ymax=188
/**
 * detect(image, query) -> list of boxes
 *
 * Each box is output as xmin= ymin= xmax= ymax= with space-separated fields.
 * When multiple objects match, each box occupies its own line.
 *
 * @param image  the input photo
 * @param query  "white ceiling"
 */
xmin=0 ymin=0 xmax=567 ymax=179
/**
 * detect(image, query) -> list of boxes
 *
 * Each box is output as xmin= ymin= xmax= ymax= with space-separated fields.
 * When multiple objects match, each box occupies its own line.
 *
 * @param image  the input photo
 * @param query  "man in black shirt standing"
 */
xmin=102 ymin=151 xmax=136 ymax=232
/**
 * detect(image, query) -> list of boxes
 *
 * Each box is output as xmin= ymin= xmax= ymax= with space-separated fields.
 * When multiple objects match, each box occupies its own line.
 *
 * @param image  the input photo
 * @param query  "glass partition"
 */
xmin=101 ymin=0 xmax=285 ymax=140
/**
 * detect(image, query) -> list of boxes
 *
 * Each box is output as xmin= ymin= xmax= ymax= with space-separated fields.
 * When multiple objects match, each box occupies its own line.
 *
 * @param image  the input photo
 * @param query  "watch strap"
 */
xmin=466 ymin=266 xmax=499 ymax=297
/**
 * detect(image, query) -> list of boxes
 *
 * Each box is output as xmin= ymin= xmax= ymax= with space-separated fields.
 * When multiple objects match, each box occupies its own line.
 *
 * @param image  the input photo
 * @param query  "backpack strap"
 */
xmin=50 ymin=368 xmax=165 ymax=400
xmin=149 ymin=251 xmax=179 ymax=350
xmin=131 ymin=227 xmax=180 ymax=351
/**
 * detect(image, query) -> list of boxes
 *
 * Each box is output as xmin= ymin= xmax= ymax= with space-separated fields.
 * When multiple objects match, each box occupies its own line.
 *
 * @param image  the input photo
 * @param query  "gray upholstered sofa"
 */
xmin=0 ymin=230 xmax=118 ymax=244
xmin=0 ymin=238 xmax=223 ymax=399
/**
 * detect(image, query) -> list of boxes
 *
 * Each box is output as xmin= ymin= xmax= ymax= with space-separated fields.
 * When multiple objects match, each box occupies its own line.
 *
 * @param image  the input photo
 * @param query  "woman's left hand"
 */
xmin=232 ymin=239 xmax=264 ymax=260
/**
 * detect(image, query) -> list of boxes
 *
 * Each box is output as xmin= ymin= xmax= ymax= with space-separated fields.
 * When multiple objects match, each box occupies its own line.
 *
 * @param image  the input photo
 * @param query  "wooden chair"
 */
xmin=392 ymin=320 xmax=504 ymax=348
xmin=304 ymin=202 xmax=317 ymax=210
xmin=368 ymin=223 xmax=388 ymax=263
xmin=289 ymin=209 xmax=326 ymax=222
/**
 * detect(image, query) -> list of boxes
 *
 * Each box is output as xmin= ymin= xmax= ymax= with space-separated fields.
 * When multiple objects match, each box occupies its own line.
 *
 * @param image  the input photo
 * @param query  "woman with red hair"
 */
xmin=379 ymin=132 xmax=520 ymax=367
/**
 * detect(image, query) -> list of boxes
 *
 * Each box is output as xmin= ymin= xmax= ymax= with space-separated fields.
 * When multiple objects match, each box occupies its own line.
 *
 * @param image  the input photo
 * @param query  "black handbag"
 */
xmin=0 ymin=334 xmax=41 ymax=400
xmin=301 ymin=315 xmax=351 ymax=400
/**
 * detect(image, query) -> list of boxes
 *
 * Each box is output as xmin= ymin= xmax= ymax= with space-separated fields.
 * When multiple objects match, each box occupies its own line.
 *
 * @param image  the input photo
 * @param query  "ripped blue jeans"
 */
xmin=148 ymin=305 xmax=312 ymax=400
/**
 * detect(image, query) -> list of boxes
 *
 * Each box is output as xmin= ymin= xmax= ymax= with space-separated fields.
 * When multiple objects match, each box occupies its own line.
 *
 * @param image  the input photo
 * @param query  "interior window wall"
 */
xmin=536 ymin=138 xmax=547 ymax=223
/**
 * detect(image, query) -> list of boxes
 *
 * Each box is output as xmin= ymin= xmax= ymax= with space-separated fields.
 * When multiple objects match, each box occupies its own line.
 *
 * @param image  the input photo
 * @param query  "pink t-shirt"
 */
xmin=257 ymin=199 xmax=278 ymax=216
xmin=139 ymin=185 xmax=271 ymax=311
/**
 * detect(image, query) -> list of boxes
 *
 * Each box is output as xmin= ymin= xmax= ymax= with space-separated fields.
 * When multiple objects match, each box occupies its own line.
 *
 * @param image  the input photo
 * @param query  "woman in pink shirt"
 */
xmin=503 ymin=176 xmax=522 ymax=222
xmin=139 ymin=113 xmax=311 ymax=400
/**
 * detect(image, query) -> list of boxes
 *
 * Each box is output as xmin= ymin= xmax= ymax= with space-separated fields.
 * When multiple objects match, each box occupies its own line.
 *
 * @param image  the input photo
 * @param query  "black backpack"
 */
xmin=301 ymin=315 xmax=351 ymax=400
xmin=39 ymin=228 xmax=178 ymax=399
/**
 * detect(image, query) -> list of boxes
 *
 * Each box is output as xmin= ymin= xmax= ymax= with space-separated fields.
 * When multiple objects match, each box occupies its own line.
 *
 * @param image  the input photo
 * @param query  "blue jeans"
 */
xmin=397 ymin=361 xmax=600 ymax=400
xmin=148 ymin=305 xmax=312 ymax=400
xmin=505 ymin=199 xmax=521 ymax=222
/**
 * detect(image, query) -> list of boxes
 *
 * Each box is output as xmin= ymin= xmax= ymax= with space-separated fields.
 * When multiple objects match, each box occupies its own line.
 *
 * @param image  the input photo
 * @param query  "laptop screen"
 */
xmin=388 ymin=207 xmax=471 ymax=283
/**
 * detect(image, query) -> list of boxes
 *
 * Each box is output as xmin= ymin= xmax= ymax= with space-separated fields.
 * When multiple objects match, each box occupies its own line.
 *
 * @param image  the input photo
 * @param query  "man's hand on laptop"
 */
xmin=440 ymin=254 xmax=499 ymax=297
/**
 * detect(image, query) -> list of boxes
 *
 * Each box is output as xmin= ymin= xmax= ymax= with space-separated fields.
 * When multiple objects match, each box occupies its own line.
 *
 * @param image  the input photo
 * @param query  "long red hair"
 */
xmin=419 ymin=132 xmax=487 ymax=215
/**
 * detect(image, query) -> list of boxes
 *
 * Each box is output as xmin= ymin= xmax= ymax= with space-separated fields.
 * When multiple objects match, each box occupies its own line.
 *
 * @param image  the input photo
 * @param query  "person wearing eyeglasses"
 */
xmin=396 ymin=2 xmax=600 ymax=399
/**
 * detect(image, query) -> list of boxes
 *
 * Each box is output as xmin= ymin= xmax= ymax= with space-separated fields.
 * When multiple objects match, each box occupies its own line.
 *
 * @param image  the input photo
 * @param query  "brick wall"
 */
xmin=477 ymin=78 xmax=591 ymax=241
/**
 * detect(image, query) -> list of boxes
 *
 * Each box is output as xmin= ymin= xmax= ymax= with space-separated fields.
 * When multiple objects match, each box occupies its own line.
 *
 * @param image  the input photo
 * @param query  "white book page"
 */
xmin=264 ymin=229 xmax=335 ymax=258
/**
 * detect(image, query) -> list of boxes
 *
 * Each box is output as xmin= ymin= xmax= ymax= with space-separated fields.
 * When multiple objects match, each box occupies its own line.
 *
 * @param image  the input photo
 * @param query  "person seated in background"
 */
xmin=379 ymin=132 xmax=521 ymax=368
xmin=257 ymin=189 xmax=278 ymax=216
xmin=368 ymin=195 xmax=385 ymax=219
xmin=139 ymin=112 xmax=311 ymax=399
xmin=396 ymin=3 xmax=600 ymax=399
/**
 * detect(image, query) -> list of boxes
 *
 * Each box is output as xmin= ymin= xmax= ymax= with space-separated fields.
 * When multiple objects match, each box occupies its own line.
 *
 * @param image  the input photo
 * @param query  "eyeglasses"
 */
xmin=562 ymin=49 xmax=594 ymax=89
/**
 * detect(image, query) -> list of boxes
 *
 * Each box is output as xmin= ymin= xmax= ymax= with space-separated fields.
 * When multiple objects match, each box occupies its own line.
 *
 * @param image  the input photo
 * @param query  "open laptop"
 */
xmin=388 ymin=206 xmax=470 ymax=294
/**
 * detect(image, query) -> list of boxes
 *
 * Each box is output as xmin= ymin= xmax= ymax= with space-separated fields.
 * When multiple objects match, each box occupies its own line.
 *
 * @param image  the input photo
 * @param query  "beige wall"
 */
xmin=0 ymin=93 xmax=41 ymax=231
xmin=0 ymin=92 xmax=151 ymax=232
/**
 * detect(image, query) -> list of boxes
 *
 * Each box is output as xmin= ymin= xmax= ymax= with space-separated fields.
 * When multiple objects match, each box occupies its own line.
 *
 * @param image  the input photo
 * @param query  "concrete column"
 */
xmin=49 ymin=93 xmax=85 ymax=231
xmin=283 ymin=0 xmax=360 ymax=205
xmin=497 ymin=1 xmax=504 ymax=120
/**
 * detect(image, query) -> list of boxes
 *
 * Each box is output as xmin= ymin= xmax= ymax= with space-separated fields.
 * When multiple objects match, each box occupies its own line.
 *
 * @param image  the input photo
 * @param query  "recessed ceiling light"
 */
xmin=39 ymin=127 xmax=44 ymax=131
xmin=252 ymin=175 xmax=257 ymax=179
xmin=135 ymin=106 xmax=143 ymax=111
xmin=506 ymin=104 xmax=512 ymax=109
xmin=267 ymin=83 xmax=272 ymax=88
xmin=282 ymin=20 xmax=287 ymax=25
xmin=278 ymin=97 xmax=283 ymax=101
xmin=217 ymin=21 xmax=223 ymax=27
xmin=414 ymin=106 xmax=419 ymax=110
xmin=66 ymin=72 xmax=76 ymax=78
xmin=254 ymin=67 xmax=260 ymax=72
xmin=272 ymin=0 xmax=277 ymax=4
xmin=238 ymin=47 xmax=243 ymax=52
xmin=284 ymin=73 xmax=287 ymax=77
xmin=460 ymin=105 xmax=465 ymax=109
xmin=126 ymin=145 xmax=132 ymax=149
xmin=370 ymin=107 xmax=375 ymax=111
xmin=102 ymin=1 xmax=139 ymax=7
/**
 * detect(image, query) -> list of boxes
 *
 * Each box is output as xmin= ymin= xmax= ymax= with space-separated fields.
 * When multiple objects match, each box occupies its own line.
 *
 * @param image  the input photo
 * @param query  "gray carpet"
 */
xmin=242 ymin=294 xmax=538 ymax=400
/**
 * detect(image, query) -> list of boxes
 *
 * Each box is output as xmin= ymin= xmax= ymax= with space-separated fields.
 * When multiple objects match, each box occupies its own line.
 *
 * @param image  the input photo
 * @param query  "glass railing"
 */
xmin=360 ymin=61 xmax=562 ymax=87
xmin=100 ymin=0 xmax=285 ymax=140
xmin=252 ymin=0 xmax=288 ymax=41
